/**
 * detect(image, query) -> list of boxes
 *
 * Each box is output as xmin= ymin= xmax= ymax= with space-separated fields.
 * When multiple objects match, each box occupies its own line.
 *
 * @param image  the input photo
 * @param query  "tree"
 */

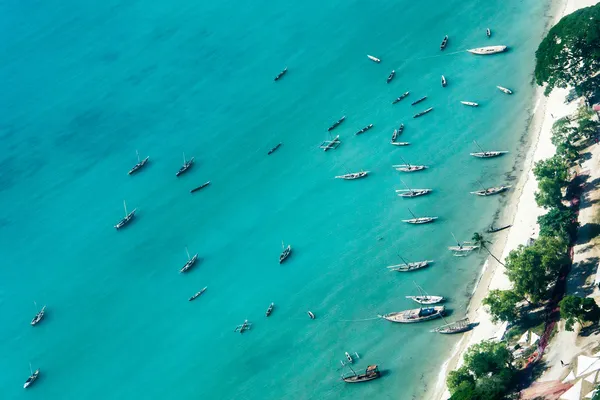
xmin=472 ymin=232 xmax=504 ymax=266
xmin=483 ymin=289 xmax=521 ymax=323
xmin=447 ymin=341 xmax=516 ymax=400
xmin=537 ymin=206 xmax=579 ymax=241
xmin=533 ymin=155 xmax=570 ymax=208
xmin=551 ymin=117 xmax=580 ymax=163
xmin=534 ymin=4 xmax=600 ymax=97
xmin=576 ymin=105 xmax=600 ymax=139
xmin=560 ymin=295 xmax=600 ymax=331
xmin=504 ymin=236 xmax=569 ymax=303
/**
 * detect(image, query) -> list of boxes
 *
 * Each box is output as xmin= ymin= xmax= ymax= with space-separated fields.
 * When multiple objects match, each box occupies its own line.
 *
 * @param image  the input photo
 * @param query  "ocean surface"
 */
xmin=0 ymin=0 xmax=552 ymax=398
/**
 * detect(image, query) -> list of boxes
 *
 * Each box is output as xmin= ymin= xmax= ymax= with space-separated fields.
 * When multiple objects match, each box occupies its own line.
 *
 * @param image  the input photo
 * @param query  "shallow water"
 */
xmin=0 ymin=0 xmax=551 ymax=398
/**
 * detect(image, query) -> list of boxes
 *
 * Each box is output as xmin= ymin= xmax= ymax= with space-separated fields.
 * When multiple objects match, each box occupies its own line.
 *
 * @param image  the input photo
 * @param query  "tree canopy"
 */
xmin=560 ymin=295 xmax=600 ymax=331
xmin=537 ymin=206 xmax=578 ymax=241
xmin=533 ymin=155 xmax=570 ymax=208
xmin=534 ymin=4 xmax=600 ymax=97
xmin=483 ymin=289 xmax=521 ymax=323
xmin=472 ymin=232 xmax=504 ymax=265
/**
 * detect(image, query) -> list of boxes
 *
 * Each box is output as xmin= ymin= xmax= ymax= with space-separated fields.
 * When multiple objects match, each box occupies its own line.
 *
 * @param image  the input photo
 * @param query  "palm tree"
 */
xmin=472 ymin=232 xmax=505 ymax=266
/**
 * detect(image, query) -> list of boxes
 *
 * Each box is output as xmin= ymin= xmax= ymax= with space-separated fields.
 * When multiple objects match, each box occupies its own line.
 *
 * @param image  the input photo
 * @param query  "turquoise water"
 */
xmin=0 ymin=0 xmax=551 ymax=398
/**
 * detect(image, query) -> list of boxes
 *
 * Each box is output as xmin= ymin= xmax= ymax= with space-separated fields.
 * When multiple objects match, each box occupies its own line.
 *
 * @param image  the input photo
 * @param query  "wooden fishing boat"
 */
xmin=190 ymin=181 xmax=210 ymax=193
xmin=268 ymin=143 xmax=282 ymax=155
xmin=396 ymin=188 xmax=431 ymax=198
xmin=128 ymin=150 xmax=149 ymax=175
xmin=392 ymin=92 xmax=410 ymax=104
xmin=23 ymin=365 xmax=39 ymax=389
xmin=30 ymin=303 xmax=46 ymax=326
xmin=393 ymin=156 xmax=427 ymax=172
xmin=497 ymin=86 xmax=513 ymax=94
xmin=319 ymin=135 xmax=341 ymax=151
xmin=413 ymin=107 xmax=433 ymax=118
xmin=274 ymin=67 xmax=288 ymax=81
xmin=467 ymin=45 xmax=507 ymax=55
xmin=367 ymin=55 xmax=381 ymax=63
xmin=234 ymin=319 xmax=252 ymax=333
xmin=176 ymin=153 xmax=194 ymax=177
xmin=328 ymin=116 xmax=346 ymax=132
xmin=114 ymin=200 xmax=136 ymax=230
xmin=406 ymin=283 xmax=444 ymax=304
xmin=335 ymin=171 xmax=369 ymax=180
xmin=387 ymin=258 xmax=432 ymax=272
xmin=470 ymin=185 xmax=510 ymax=196
xmin=179 ymin=247 xmax=199 ymax=273
xmin=266 ymin=302 xmax=275 ymax=317
xmin=308 ymin=311 xmax=315 ymax=319
xmin=486 ymin=28 xmax=491 ymax=37
xmin=461 ymin=101 xmax=479 ymax=107
xmin=402 ymin=208 xmax=437 ymax=224
xmin=433 ymin=317 xmax=474 ymax=334
xmin=188 ymin=287 xmax=207 ymax=301
xmin=381 ymin=306 xmax=445 ymax=323
xmin=441 ymin=75 xmax=447 ymax=87
xmin=440 ymin=35 xmax=448 ymax=50
xmin=470 ymin=141 xmax=508 ymax=158
xmin=355 ymin=124 xmax=373 ymax=135
xmin=279 ymin=242 xmax=292 ymax=264
xmin=391 ymin=141 xmax=410 ymax=146
xmin=448 ymin=233 xmax=479 ymax=253
xmin=386 ymin=70 xmax=395 ymax=83
xmin=411 ymin=96 xmax=427 ymax=106
xmin=342 ymin=365 xmax=381 ymax=383
xmin=488 ymin=224 xmax=512 ymax=233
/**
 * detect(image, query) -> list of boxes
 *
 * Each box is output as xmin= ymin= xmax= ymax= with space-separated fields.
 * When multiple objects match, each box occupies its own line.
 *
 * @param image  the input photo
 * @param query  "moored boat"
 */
xmin=413 ymin=107 xmax=433 ymax=118
xmin=486 ymin=28 xmax=491 ymax=37
xmin=497 ymin=85 xmax=513 ymax=94
xmin=386 ymin=70 xmax=395 ymax=84
xmin=190 ymin=181 xmax=210 ymax=193
xmin=467 ymin=45 xmax=507 ymax=55
xmin=355 ymin=124 xmax=373 ymax=135
xmin=234 ymin=320 xmax=252 ymax=333
xmin=335 ymin=171 xmax=369 ymax=180
xmin=279 ymin=242 xmax=292 ymax=264
xmin=367 ymin=55 xmax=381 ymax=63
xmin=114 ymin=200 xmax=136 ymax=230
xmin=433 ymin=317 xmax=474 ymax=334
xmin=390 ymin=141 xmax=410 ymax=146
xmin=448 ymin=233 xmax=479 ymax=253
xmin=266 ymin=302 xmax=275 ymax=317
xmin=342 ymin=365 xmax=381 ymax=383
xmin=461 ymin=101 xmax=479 ymax=107
xmin=381 ymin=306 xmax=445 ymax=323
xmin=393 ymin=156 xmax=427 ymax=172
xmin=23 ymin=367 xmax=39 ymax=389
xmin=308 ymin=311 xmax=315 ymax=319
xmin=319 ymin=135 xmax=341 ymax=151
xmin=180 ymin=247 xmax=199 ymax=273
xmin=176 ymin=153 xmax=194 ymax=177
xmin=30 ymin=303 xmax=46 ymax=326
xmin=440 ymin=35 xmax=448 ymax=50
xmin=268 ymin=143 xmax=282 ymax=155
xmin=411 ymin=96 xmax=427 ymax=106
xmin=470 ymin=141 xmax=508 ymax=158
xmin=274 ymin=67 xmax=288 ymax=81
xmin=470 ymin=185 xmax=510 ymax=196
xmin=188 ymin=287 xmax=207 ymax=301
xmin=396 ymin=188 xmax=432 ymax=198
xmin=328 ymin=116 xmax=346 ymax=132
xmin=406 ymin=295 xmax=445 ymax=305
xmin=392 ymin=92 xmax=410 ymax=104
xmin=128 ymin=150 xmax=149 ymax=175
xmin=488 ymin=224 xmax=512 ymax=233
xmin=441 ymin=75 xmax=447 ymax=87
xmin=386 ymin=259 xmax=432 ymax=272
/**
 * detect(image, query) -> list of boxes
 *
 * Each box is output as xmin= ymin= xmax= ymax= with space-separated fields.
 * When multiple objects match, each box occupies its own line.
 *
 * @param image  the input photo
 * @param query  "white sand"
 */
xmin=432 ymin=0 xmax=599 ymax=398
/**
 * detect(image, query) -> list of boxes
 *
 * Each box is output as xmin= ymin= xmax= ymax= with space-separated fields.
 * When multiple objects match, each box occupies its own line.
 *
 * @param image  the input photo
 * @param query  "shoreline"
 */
xmin=430 ymin=0 xmax=597 ymax=397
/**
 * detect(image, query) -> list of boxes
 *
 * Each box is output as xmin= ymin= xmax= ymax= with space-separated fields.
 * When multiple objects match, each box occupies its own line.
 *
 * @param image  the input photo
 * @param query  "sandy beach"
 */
xmin=432 ymin=0 xmax=600 ymax=398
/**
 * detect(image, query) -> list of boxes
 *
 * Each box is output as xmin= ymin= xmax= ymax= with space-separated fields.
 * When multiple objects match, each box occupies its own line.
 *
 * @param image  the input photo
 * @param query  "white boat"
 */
xmin=461 ymin=101 xmax=479 ymax=107
xmin=448 ymin=233 xmax=479 ymax=253
xmin=393 ymin=156 xmax=427 ymax=172
xmin=335 ymin=171 xmax=369 ymax=180
xmin=367 ymin=55 xmax=381 ymax=63
xmin=280 ymin=242 xmax=292 ymax=264
xmin=413 ymin=107 xmax=433 ymax=118
xmin=396 ymin=180 xmax=431 ymax=198
xmin=114 ymin=200 xmax=136 ymax=230
xmin=386 ymin=258 xmax=432 ymax=272
xmin=406 ymin=284 xmax=444 ymax=305
xmin=433 ymin=317 xmax=474 ymax=334
xmin=497 ymin=86 xmax=513 ymax=94
xmin=30 ymin=303 xmax=46 ymax=326
xmin=470 ymin=140 xmax=508 ymax=158
xmin=470 ymin=181 xmax=511 ymax=196
xmin=402 ymin=208 xmax=437 ymax=224
xmin=23 ymin=364 xmax=39 ymax=389
xmin=390 ymin=141 xmax=410 ymax=146
xmin=128 ymin=150 xmax=149 ymax=175
xmin=486 ymin=28 xmax=491 ymax=37
xmin=179 ymin=247 xmax=199 ymax=273
xmin=381 ymin=306 xmax=445 ymax=323
xmin=320 ymin=135 xmax=341 ymax=152
xmin=467 ymin=45 xmax=507 ymax=55
xmin=441 ymin=75 xmax=447 ymax=87
xmin=234 ymin=319 xmax=252 ymax=333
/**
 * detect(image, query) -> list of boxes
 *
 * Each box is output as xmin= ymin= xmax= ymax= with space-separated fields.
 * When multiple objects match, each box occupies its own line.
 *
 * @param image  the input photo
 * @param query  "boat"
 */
xmin=308 ymin=311 xmax=315 ymax=319
xmin=386 ymin=70 xmax=395 ymax=84
xmin=461 ymin=101 xmax=479 ymax=107
xmin=279 ymin=241 xmax=292 ymax=264
xmin=470 ymin=181 xmax=510 ymax=196
xmin=128 ymin=150 xmax=149 ymax=175
xmin=441 ymin=75 xmax=447 ymax=87
xmin=406 ymin=283 xmax=444 ymax=305
xmin=470 ymin=141 xmax=508 ymax=158
xmin=397 ymin=124 xmax=404 ymax=135
xmin=413 ymin=107 xmax=433 ymax=118
xmin=341 ymin=365 xmax=381 ymax=383
xmin=467 ymin=45 xmax=507 ymax=55
xmin=355 ymin=124 xmax=373 ymax=135
xmin=328 ymin=116 xmax=346 ymax=132
xmin=176 ymin=153 xmax=194 ymax=177
xmin=387 ymin=257 xmax=432 ymax=272
xmin=390 ymin=141 xmax=410 ymax=146
xmin=335 ymin=171 xmax=369 ymax=180
xmin=367 ymin=55 xmax=381 ymax=63
xmin=393 ymin=156 xmax=427 ymax=172
xmin=319 ymin=135 xmax=341 ymax=151
xmin=234 ymin=320 xmax=252 ymax=333
xmin=395 ymin=180 xmax=432 ymax=198
xmin=448 ymin=233 xmax=479 ymax=253
xmin=190 ymin=181 xmax=210 ymax=193
xmin=179 ymin=247 xmax=199 ymax=273
xmin=23 ymin=365 xmax=39 ymax=389
xmin=488 ymin=224 xmax=512 ymax=233
xmin=486 ymin=28 xmax=491 ymax=37
xmin=497 ymin=86 xmax=513 ymax=94
xmin=30 ymin=303 xmax=46 ymax=326
xmin=268 ymin=143 xmax=282 ymax=155
xmin=392 ymin=92 xmax=410 ymax=104
xmin=402 ymin=208 xmax=437 ymax=224
xmin=433 ymin=317 xmax=474 ymax=334
xmin=188 ymin=287 xmax=207 ymax=301
xmin=391 ymin=129 xmax=397 ymax=142
xmin=266 ymin=302 xmax=275 ymax=317
xmin=274 ymin=67 xmax=288 ymax=81
xmin=114 ymin=200 xmax=136 ymax=230
xmin=381 ymin=306 xmax=445 ymax=323
xmin=411 ymin=96 xmax=427 ymax=106
xmin=440 ymin=35 xmax=448 ymax=50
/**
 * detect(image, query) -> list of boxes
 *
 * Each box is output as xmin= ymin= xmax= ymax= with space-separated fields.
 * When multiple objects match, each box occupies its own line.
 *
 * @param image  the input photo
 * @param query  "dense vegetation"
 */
xmin=559 ymin=295 xmax=600 ymax=331
xmin=534 ymin=3 xmax=600 ymax=99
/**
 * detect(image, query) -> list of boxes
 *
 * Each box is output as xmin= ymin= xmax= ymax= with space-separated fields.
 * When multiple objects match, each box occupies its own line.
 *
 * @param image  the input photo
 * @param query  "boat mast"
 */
xmin=398 ymin=253 xmax=410 ymax=266
xmin=399 ymin=155 xmax=411 ymax=168
xmin=477 ymin=180 xmax=489 ymax=193
xmin=185 ymin=246 xmax=191 ymax=260
xmin=400 ymin=179 xmax=414 ymax=195
xmin=123 ymin=200 xmax=128 ymax=217
xmin=281 ymin=240 xmax=285 ymax=250
xmin=473 ymin=140 xmax=485 ymax=154
xmin=136 ymin=150 xmax=140 ymax=163
xmin=407 ymin=208 xmax=418 ymax=220
xmin=183 ymin=152 xmax=186 ymax=164
xmin=29 ymin=362 xmax=33 ymax=375
xmin=451 ymin=232 xmax=462 ymax=247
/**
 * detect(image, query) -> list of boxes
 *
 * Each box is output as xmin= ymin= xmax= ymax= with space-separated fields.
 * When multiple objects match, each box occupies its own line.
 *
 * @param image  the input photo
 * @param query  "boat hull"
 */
xmin=382 ymin=306 xmax=445 ymax=323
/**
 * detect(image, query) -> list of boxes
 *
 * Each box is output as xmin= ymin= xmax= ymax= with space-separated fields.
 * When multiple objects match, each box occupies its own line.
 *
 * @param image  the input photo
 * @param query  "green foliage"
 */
xmin=504 ymin=236 xmax=569 ymax=303
xmin=472 ymin=232 xmax=504 ymax=265
xmin=483 ymin=289 xmax=521 ymax=323
xmin=551 ymin=117 xmax=580 ymax=163
xmin=534 ymin=4 xmax=600 ymax=97
xmin=447 ymin=341 xmax=516 ymax=400
xmin=593 ymin=384 xmax=600 ymax=400
xmin=559 ymin=295 xmax=600 ymax=331
xmin=537 ymin=206 xmax=579 ymax=241
xmin=533 ymin=155 xmax=570 ymax=208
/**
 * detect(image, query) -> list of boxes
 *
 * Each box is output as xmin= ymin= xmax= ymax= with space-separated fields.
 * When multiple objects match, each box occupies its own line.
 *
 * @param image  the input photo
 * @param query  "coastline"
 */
xmin=430 ymin=0 xmax=597 ymax=397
